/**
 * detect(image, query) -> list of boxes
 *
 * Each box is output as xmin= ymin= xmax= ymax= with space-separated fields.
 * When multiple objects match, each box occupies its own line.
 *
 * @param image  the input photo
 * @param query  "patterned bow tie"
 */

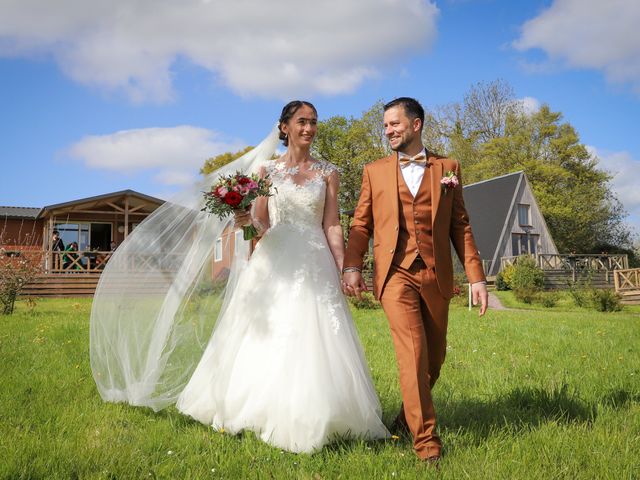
xmin=399 ymin=154 xmax=428 ymax=167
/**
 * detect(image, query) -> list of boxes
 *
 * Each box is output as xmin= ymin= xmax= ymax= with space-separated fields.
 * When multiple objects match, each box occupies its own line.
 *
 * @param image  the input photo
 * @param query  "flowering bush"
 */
xmin=0 ymin=248 xmax=42 ymax=315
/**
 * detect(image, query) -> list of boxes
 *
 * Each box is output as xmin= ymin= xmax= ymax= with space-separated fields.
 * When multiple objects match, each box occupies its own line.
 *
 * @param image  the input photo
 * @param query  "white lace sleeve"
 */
xmin=311 ymin=160 xmax=339 ymax=183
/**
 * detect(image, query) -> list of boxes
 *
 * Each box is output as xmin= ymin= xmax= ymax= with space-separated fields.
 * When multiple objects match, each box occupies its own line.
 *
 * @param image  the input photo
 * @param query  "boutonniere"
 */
xmin=441 ymin=171 xmax=459 ymax=194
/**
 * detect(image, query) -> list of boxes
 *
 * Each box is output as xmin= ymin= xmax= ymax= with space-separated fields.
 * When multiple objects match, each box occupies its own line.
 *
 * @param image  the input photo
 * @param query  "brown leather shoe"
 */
xmin=390 ymin=413 xmax=410 ymax=436
xmin=424 ymin=455 xmax=441 ymax=469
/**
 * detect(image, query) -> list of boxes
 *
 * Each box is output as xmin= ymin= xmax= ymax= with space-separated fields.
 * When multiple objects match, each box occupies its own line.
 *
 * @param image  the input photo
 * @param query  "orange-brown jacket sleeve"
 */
xmin=449 ymin=161 xmax=486 ymax=283
xmin=344 ymin=164 xmax=374 ymax=270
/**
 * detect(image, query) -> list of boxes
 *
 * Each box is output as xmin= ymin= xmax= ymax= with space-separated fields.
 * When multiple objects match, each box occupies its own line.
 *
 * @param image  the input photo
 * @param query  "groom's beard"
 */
xmin=390 ymin=139 xmax=411 ymax=152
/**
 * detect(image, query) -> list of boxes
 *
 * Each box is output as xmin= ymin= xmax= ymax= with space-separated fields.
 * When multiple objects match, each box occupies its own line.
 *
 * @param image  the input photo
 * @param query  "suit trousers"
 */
xmin=379 ymin=257 xmax=450 ymax=458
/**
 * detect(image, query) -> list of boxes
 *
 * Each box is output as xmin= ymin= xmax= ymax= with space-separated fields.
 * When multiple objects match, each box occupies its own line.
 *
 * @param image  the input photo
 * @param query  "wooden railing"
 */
xmin=613 ymin=268 xmax=640 ymax=292
xmin=500 ymin=253 xmax=628 ymax=273
xmin=537 ymin=253 xmax=628 ymax=272
xmin=47 ymin=250 xmax=113 ymax=273
xmin=45 ymin=250 xmax=188 ymax=274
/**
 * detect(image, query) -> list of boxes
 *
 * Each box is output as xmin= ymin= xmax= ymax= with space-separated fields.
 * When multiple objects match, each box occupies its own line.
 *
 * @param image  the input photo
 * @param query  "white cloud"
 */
xmin=589 ymin=146 xmax=640 ymax=233
xmin=514 ymin=0 xmax=640 ymax=94
xmin=516 ymin=96 xmax=541 ymax=115
xmin=0 ymin=0 xmax=439 ymax=102
xmin=67 ymin=126 xmax=244 ymax=186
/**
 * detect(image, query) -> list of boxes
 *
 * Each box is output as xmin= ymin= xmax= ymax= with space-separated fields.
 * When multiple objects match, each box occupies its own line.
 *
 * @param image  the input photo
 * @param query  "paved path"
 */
xmin=488 ymin=291 xmax=507 ymax=310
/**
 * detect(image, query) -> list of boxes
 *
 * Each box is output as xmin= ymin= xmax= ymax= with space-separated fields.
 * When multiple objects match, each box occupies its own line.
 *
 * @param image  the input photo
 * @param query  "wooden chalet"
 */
xmin=1 ymin=189 xmax=251 ymax=296
xmin=462 ymin=171 xmax=559 ymax=277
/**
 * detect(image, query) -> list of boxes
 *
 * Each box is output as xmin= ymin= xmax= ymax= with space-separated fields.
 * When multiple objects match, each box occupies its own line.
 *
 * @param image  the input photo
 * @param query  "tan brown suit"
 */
xmin=344 ymin=152 xmax=485 ymax=458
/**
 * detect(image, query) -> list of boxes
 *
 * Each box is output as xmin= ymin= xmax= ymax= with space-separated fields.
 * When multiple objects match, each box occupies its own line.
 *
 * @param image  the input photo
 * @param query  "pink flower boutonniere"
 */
xmin=441 ymin=171 xmax=459 ymax=194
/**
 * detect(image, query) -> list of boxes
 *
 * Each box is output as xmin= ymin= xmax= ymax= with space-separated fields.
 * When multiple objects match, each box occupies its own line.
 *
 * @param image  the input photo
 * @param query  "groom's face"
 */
xmin=383 ymin=106 xmax=421 ymax=152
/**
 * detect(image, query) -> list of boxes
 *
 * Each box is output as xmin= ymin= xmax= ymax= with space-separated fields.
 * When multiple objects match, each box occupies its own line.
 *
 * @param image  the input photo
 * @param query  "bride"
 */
xmin=90 ymin=100 xmax=389 ymax=453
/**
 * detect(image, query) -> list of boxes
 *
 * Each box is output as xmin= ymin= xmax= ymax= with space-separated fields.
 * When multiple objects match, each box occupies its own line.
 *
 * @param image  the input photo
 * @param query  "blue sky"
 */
xmin=1 ymin=0 xmax=639 ymax=235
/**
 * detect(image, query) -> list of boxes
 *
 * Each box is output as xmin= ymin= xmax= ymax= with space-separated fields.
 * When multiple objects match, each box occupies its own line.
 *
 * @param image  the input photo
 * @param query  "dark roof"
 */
xmin=0 ymin=206 xmax=41 ymax=219
xmin=463 ymin=171 xmax=523 ymax=261
xmin=41 ymin=189 xmax=164 ymax=212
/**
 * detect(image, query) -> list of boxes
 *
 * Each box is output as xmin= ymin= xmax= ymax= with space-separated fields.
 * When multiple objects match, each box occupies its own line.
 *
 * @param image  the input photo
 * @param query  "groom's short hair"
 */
xmin=384 ymin=97 xmax=425 ymax=130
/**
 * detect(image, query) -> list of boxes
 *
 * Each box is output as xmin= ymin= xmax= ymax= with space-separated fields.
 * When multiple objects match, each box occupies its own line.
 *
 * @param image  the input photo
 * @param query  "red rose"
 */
xmin=223 ymin=191 xmax=243 ymax=207
xmin=238 ymin=176 xmax=251 ymax=185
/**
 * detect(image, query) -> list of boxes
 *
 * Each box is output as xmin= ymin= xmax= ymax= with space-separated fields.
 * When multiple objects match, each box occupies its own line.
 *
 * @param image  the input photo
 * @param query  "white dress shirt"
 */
xmin=398 ymin=148 xmax=428 ymax=197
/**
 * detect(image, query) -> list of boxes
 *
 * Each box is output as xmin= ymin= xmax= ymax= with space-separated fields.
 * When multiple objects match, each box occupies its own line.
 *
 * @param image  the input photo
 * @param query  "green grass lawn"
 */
xmin=1 ymin=298 xmax=639 ymax=479
xmin=493 ymin=289 xmax=640 ymax=314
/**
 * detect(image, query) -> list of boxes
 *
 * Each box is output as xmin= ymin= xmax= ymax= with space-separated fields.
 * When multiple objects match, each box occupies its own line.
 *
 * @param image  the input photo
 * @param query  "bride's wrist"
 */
xmin=251 ymin=218 xmax=268 ymax=236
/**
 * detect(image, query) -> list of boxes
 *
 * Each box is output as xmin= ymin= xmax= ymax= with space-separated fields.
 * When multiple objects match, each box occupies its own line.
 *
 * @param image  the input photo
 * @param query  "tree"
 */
xmin=313 ymin=101 xmax=388 ymax=213
xmin=418 ymin=79 xmax=633 ymax=253
xmin=201 ymin=146 xmax=254 ymax=176
xmin=470 ymin=105 xmax=631 ymax=252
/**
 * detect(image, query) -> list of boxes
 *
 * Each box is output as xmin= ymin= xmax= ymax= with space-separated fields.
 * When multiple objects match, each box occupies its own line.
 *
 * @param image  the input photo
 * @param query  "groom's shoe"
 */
xmin=423 ymin=455 xmax=441 ymax=469
xmin=390 ymin=413 xmax=410 ymax=436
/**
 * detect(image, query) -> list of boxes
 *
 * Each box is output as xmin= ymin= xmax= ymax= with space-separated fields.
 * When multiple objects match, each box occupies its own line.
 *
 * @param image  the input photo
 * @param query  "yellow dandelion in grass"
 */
xmin=219 ymin=428 xmax=226 ymax=434
xmin=391 ymin=435 xmax=400 ymax=440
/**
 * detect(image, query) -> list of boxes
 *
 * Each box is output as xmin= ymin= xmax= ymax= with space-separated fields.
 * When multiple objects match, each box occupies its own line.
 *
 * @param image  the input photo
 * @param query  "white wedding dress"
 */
xmin=176 ymin=160 xmax=389 ymax=453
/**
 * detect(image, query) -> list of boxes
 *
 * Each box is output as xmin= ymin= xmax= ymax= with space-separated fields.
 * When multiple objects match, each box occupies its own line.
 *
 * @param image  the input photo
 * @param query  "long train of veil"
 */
xmin=90 ymin=126 xmax=280 ymax=411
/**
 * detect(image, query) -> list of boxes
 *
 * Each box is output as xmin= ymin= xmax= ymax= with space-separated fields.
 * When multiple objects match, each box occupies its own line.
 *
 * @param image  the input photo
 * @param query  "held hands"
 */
xmin=472 ymin=281 xmax=489 ymax=316
xmin=342 ymin=271 xmax=368 ymax=300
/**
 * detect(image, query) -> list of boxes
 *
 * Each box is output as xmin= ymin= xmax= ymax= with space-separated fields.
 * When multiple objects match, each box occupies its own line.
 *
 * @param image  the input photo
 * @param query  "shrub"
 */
xmin=539 ymin=291 xmax=559 ymax=308
xmin=589 ymin=289 xmax=622 ymax=312
xmin=568 ymin=288 xmax=590 ymax=308
xmin=498 ymin=264 xmax=516 ymax=290
xmin=348 ymin=291 xmax=381 ymax=310
xmin=450 ymin=292 xmax=469 ymax=307
xmin=495 ymin=271 xmax=509 ymax=291
xmin=510 ymin=256 xmax=544 ymax=291
xmin=514 ymin=286 xmax=540 ymax=304
xmin=0 ymin=248 xmax=42 ymax=315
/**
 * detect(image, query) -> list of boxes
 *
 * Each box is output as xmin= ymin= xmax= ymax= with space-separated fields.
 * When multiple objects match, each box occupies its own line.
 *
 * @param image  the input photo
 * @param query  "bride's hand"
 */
xmin=233 ymin=210 xmax=252 ymax=228
xmin=342 ymin=271 xmax=367 ymax=300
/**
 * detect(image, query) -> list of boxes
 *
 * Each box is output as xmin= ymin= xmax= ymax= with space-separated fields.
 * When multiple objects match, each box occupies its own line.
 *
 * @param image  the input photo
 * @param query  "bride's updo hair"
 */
xmin=278 ymin=100 xmax=317 ymax=146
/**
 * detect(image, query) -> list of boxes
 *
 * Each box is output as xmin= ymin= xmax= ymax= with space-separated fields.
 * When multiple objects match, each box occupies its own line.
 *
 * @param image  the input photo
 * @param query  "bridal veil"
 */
xmin=90 ymin=126 xmax=280 ymax=411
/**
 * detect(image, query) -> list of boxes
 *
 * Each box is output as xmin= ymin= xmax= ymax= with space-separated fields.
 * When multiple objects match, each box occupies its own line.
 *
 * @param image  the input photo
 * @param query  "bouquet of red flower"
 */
xmin=202 ymin=171 xmax=274 ymax=240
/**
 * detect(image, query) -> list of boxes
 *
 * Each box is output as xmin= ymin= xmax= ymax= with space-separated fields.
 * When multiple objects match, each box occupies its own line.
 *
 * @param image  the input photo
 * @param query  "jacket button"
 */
xmin=390 ymin=249 xmax=394 ymax=253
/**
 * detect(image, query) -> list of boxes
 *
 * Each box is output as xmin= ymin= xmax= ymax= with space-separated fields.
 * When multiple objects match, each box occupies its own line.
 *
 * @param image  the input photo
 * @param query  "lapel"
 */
xmin=429 ymin=154 xmax=442 ymax=227
xmin=383 ymin=153 xmax=399 ymax=223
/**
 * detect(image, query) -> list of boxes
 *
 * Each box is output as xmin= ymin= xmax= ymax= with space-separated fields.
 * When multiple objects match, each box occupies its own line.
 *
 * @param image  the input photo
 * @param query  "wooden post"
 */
xmin=124 ymin=196 xmax=129 ymax=239
xmin=47 ymin=216 xmax=54 ymax=273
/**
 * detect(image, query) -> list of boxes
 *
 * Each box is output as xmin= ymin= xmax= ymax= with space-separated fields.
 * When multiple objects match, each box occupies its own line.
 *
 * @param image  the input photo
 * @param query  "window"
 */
xmin=56 ymin=223 xmax=90 ymax=250
xmin=518 ymin=204 xmax=531 ymax=226
xmin=234 ymin=230 xmax=244 ymax=256
xmin=56 ymin=222 xmax=112 ymax=251
xmin=511 ymin=233 xmax=539 ymax=255
xmin=214 ymin=238 xmax=223 ymax=262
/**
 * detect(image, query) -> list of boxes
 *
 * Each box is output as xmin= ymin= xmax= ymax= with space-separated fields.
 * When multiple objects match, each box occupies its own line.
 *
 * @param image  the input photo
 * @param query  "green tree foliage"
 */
xmin=313 ymin=101 xmax=388 ymax=213
xmin=423 ymin=80 xmax=632 ymax=253
xmin=200 ymin=146 xmax=254 ymax=176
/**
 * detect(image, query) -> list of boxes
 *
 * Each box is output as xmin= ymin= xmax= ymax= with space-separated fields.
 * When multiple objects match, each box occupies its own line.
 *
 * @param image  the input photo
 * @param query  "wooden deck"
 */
xmin=614 ymin=268 xmax=640 ymax=305
xmin=22 ymin=273 xmax=102 ymax=297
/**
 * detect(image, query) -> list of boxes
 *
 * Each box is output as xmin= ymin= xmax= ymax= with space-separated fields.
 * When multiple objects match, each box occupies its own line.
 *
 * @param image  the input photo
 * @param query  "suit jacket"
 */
xmin=344 ymin=152 xmax=486 ymax=299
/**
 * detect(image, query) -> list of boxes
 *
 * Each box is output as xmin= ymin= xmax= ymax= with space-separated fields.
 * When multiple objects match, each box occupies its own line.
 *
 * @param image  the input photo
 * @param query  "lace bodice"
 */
xmin=264 ymin=160 xmax=338 ymax=232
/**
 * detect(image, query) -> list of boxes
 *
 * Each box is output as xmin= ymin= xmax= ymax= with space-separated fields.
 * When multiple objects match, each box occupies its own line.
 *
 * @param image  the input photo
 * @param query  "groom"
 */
xmin=342 ymin=97 xmax=488 ymax=462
